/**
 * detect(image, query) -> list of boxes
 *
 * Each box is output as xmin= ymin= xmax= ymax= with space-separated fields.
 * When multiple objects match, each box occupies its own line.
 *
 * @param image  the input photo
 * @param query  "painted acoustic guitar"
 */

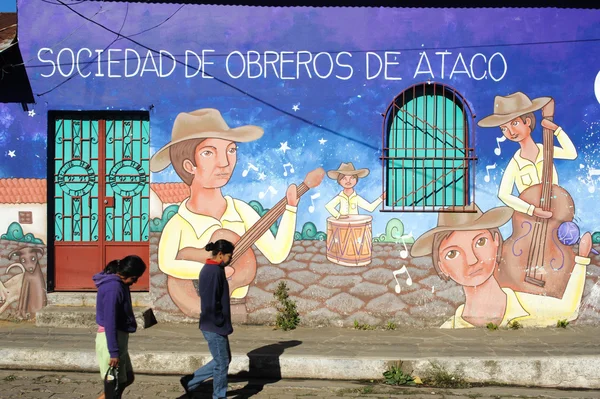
xmin=167 ymin=167 xmax=325 ymax=317
xmin=496 ymin=102 xmax=576 ymax=299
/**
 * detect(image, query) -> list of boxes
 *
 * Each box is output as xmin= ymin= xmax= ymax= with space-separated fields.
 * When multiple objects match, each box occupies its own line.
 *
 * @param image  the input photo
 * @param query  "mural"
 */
xmin=410 ymin=204 xmax=592 ymax=328
xmin=151 ymin=108 xmax=324 ymax=317
xmin=325 ymin=162 xmax=385 ymax=266
xmin=2 ymin=3 xmax=600 ymax=325
xmin=0 ymin=178 xmax=47 ymax=319
xmin=0 ymin=245 xmax=47 ymax=319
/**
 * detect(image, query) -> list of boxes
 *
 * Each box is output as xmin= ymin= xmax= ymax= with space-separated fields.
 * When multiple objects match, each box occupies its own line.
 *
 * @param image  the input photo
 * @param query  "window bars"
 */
xmin=381 ymin=83 xmax=477 ymax=213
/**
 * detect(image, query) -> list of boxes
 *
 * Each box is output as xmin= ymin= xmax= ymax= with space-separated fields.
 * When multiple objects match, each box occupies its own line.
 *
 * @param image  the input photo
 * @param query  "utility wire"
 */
xmin=27 ymin=6 xmax=107 ymax=65
xmin=123 ymin=4 xmax=185 ymax=39
xmin=52 ymin=0 xmax=381 ymax=150
xmin=41 ymin=0 xmax=87 ymax=5
xmin=37 ymin=3 xmax=129 ymax=95
xmin=11 ymin=36 xmax=600 ymax=70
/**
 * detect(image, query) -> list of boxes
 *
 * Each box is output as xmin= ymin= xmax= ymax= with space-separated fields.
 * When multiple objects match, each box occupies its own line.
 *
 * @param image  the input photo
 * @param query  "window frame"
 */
xmin=380 ymin=82 xmax=478 ymax=213
xmin=18 ymin=211 xmax=33 ymax=224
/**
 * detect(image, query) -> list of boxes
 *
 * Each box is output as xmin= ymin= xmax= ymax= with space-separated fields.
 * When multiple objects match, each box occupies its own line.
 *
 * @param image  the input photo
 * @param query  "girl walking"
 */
xmin=93 ymin=255 xmax=147 ymax=399
xmin=181 ymin=239 xmax=235 ymax=399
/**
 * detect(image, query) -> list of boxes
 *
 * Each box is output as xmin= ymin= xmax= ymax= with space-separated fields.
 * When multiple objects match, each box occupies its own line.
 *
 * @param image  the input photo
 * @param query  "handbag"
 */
xmin=104 ymin=366 xmax=121 ymax=399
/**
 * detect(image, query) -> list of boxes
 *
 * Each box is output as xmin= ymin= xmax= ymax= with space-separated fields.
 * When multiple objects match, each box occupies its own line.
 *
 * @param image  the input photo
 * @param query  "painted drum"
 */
xmin=326 ymin=215 xmax=373 ymax=267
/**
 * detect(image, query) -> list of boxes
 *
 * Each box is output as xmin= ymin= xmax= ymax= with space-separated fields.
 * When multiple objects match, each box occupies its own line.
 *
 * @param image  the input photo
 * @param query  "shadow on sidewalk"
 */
xmin=179 ymin=340 xmax=302 ymax=399
xmin=228 ymin=340 xmax=303 ymax=398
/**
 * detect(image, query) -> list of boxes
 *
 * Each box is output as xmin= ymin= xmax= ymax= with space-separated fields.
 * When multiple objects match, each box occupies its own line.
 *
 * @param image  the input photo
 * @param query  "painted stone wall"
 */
xmin=0 ymin=239 xmax=47 ymax=320
xmin=150 ymin=236 xmax=600 ymax=327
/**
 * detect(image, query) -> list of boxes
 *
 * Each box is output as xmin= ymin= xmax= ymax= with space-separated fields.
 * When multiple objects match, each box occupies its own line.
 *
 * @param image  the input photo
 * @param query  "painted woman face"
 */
xmin=437 ymin=229 xmax=499 ymax=287
xmin=499 ymin=117 xmax=532 ymax=143
xmin=339 ymin=175 xmax=357 ymax=189
xmin=185 ymin=138 xmax=238 ymax=189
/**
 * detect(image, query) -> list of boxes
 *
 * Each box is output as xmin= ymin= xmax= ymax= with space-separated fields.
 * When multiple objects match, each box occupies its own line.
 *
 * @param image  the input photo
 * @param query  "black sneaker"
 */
xmin=180 ymin=375 xmax=192 ymax=396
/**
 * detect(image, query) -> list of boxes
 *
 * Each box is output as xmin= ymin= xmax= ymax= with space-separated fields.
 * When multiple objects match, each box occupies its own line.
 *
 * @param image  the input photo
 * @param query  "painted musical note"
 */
xmin=494 ymin=136 xmax=507 ymax=156
xmin=242 ymin=162 xmax=259 ymax=177
xmin=399 ymin=237 xmax=409 ymax=259
xmin=308 ymin=192 xmax=320 ymax=213
xmin=589 ymin=169 xmax=600 ymax=193
xmin=283 ymin=163 xmax=295 ymax=176
xmin=258 ymin=186 xmax=278 ymax=199
xmin=484 ymin=163 xmax=497 ymax=183
xmin=392 ymin=265 xmax=413 ymax=294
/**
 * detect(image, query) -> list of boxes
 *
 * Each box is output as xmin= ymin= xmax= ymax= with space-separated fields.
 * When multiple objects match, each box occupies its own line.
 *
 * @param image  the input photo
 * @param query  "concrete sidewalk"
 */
xmin=1 ymin=321 xmax=599 ymax=389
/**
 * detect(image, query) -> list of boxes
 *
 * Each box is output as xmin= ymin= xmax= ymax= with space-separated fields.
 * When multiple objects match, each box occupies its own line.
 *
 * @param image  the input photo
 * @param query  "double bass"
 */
xmin=496 ymin=100 xmax=576 ymax=299
xmin=167 ymin=167 xmax=325 ymax=317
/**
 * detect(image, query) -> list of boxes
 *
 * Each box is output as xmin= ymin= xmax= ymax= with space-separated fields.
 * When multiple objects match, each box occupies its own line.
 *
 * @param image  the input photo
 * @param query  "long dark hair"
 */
xmin=104 ymin=255 xmax=147 ymax=277
xmin=205 ymin=239 xmax=235 ymax=257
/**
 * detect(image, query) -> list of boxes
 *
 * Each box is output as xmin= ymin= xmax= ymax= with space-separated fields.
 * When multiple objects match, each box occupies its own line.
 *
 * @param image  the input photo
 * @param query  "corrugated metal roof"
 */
xmin=84 ymin=1 xmax=599 ymax=8
xmin=0 ymin=13 xmax=16 ymax=53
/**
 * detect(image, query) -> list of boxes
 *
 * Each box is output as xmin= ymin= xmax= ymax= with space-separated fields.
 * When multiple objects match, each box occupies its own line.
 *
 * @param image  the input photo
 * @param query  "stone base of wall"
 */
xmin=0 ymin=239 xmax=47 ymax=320
xmin=149 ymin=233 xmax=600 ymax=328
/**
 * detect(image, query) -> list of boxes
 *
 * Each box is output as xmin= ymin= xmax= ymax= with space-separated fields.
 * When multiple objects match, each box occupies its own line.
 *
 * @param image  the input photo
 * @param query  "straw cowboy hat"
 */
xmin=327 ymin=162 xmax=370 ymax=180
xmin=410 ymin=204 xmax=514 ymax=257
xmin=150 ymin=108 xmax=264 ymax=172
xmin=477 ymin=92 xmax=552 ymax=127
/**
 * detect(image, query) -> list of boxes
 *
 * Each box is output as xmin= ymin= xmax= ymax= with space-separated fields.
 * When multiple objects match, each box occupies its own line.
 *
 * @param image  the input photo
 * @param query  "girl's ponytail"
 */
xmin=205 ymin=239 xmax=235 ymax=256
xmin=103 ymin=256 xmax=146 ymax=277
xmin=104 ymin=259 xmax=119 ymax=274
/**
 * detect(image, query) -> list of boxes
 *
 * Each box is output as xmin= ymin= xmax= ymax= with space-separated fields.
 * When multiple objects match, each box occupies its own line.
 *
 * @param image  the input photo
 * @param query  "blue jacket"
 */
xmin=93 ymin=272 xmax=137 ymax=357
xmin=199 ymin=260 xmax=233 ymax=336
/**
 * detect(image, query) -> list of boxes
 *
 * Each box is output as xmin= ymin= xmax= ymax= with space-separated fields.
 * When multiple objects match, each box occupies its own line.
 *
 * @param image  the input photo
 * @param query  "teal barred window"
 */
xmin=382 ymin=83 xmax=477 ymax=212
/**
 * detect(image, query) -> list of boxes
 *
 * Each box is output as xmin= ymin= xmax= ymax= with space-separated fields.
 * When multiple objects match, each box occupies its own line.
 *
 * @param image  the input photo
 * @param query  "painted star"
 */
xmin=279 ymin=141 xmax=291 ymax=153
xmin=28 ymin=110 xmax=35 ymax=117
xmin=8 ymin=150 xmax=16 ymax=158
xmin=318 ymin=138 xmax=327 ymax=145
xmin=292 ymin=104 xmax=300 ymax=112
xmin=258 ymin=172 xmax=267 ymax=181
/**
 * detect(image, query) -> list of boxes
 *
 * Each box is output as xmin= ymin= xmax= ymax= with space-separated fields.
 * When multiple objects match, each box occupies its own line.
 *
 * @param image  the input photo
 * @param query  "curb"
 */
xmin=1 ymin=348 xmax=599 ymax=388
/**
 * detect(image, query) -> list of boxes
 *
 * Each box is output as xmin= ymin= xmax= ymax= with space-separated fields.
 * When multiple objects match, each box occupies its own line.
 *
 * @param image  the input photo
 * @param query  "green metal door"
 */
xmin=53 ymin=113 xmax=150 ymax=291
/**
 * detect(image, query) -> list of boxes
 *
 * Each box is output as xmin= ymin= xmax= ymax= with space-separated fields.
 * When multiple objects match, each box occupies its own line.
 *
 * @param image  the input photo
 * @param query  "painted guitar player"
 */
xmin=150 ymin=109 xmax=323 ymax=317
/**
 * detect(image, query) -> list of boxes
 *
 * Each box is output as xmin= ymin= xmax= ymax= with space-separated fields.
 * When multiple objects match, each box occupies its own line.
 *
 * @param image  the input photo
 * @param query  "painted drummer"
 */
xmin=325 ymin=162 xmax=385 ymax=219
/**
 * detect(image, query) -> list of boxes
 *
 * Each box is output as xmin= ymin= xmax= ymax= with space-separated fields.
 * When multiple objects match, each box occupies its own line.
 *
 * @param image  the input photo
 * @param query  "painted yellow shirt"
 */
xmin=498 ymin=127 xmax=577 ymax=216
xmin=441 ymin=256 xmax=590 ymax=329
xmin=325 ymin=191 xmax=382 ymax=219
xmin=158 ymin=196 xmax=297 ymax=298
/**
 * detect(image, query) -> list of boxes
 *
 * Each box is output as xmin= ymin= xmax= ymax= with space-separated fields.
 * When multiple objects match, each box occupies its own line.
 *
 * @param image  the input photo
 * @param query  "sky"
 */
xmin=0 ymin=0 xmax=15 ymax=12
xmin=2 ymin=2 xmax=600 ymax=238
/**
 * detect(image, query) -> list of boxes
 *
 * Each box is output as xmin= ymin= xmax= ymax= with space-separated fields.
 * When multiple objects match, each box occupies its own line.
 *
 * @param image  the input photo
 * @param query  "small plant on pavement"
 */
xmin=3 ymin=375 xmax=17 ymax=382
xmin=508 ymin=320 xmax=522 ymax=330
xmin=385 ymin=321 xmax=397 ymax=330
xmin=353 ymin=320 xmax=375 ymax=330
xmin=557 ymin=319 xmax=569 ymax=328
xmin=486 ymin=322 xmax=498 ymax=331
xmin=423 ymin=361 xmax=470 ymax=388
xmin=383 ymin=362 xmax=416 ymax=386
xmin=362 ymin=386 xmax=374 ymax=394
xmin=274 ymin=281 xmax=300 ymax=331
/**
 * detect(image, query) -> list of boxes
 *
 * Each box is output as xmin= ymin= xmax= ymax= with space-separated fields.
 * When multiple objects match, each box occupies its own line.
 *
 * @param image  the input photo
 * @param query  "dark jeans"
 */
xmin=187 ymin=330 xmax=231 ymax=399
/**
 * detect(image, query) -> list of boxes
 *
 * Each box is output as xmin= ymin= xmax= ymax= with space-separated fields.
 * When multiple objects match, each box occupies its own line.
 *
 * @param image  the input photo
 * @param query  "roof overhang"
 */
xmin=0 ymin=12 xmax=34 ymax=105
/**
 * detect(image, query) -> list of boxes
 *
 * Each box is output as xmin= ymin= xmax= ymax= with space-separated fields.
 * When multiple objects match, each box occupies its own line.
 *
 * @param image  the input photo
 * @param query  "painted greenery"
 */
xmin=1 ymin=222 xmax=44 ymax=244
xmin=373 ymin=218 xmax=415 ymax=244
xmin=150 ymin=204 xmax=179 ymax=233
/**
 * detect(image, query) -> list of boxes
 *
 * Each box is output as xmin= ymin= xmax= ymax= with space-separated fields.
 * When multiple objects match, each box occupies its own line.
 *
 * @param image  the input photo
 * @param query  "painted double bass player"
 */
xmin=478 ymin=92 xmax=580 ymax=299
xmin=150 ymin=108 xmax=324 ymax=317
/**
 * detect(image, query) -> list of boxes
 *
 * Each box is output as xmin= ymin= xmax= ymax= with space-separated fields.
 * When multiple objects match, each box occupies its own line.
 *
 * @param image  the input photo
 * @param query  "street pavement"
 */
xmin=2 ymin=321 xmax=600 ymax=388
xmin=1 ymin=370 xmax=600 ymax=399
